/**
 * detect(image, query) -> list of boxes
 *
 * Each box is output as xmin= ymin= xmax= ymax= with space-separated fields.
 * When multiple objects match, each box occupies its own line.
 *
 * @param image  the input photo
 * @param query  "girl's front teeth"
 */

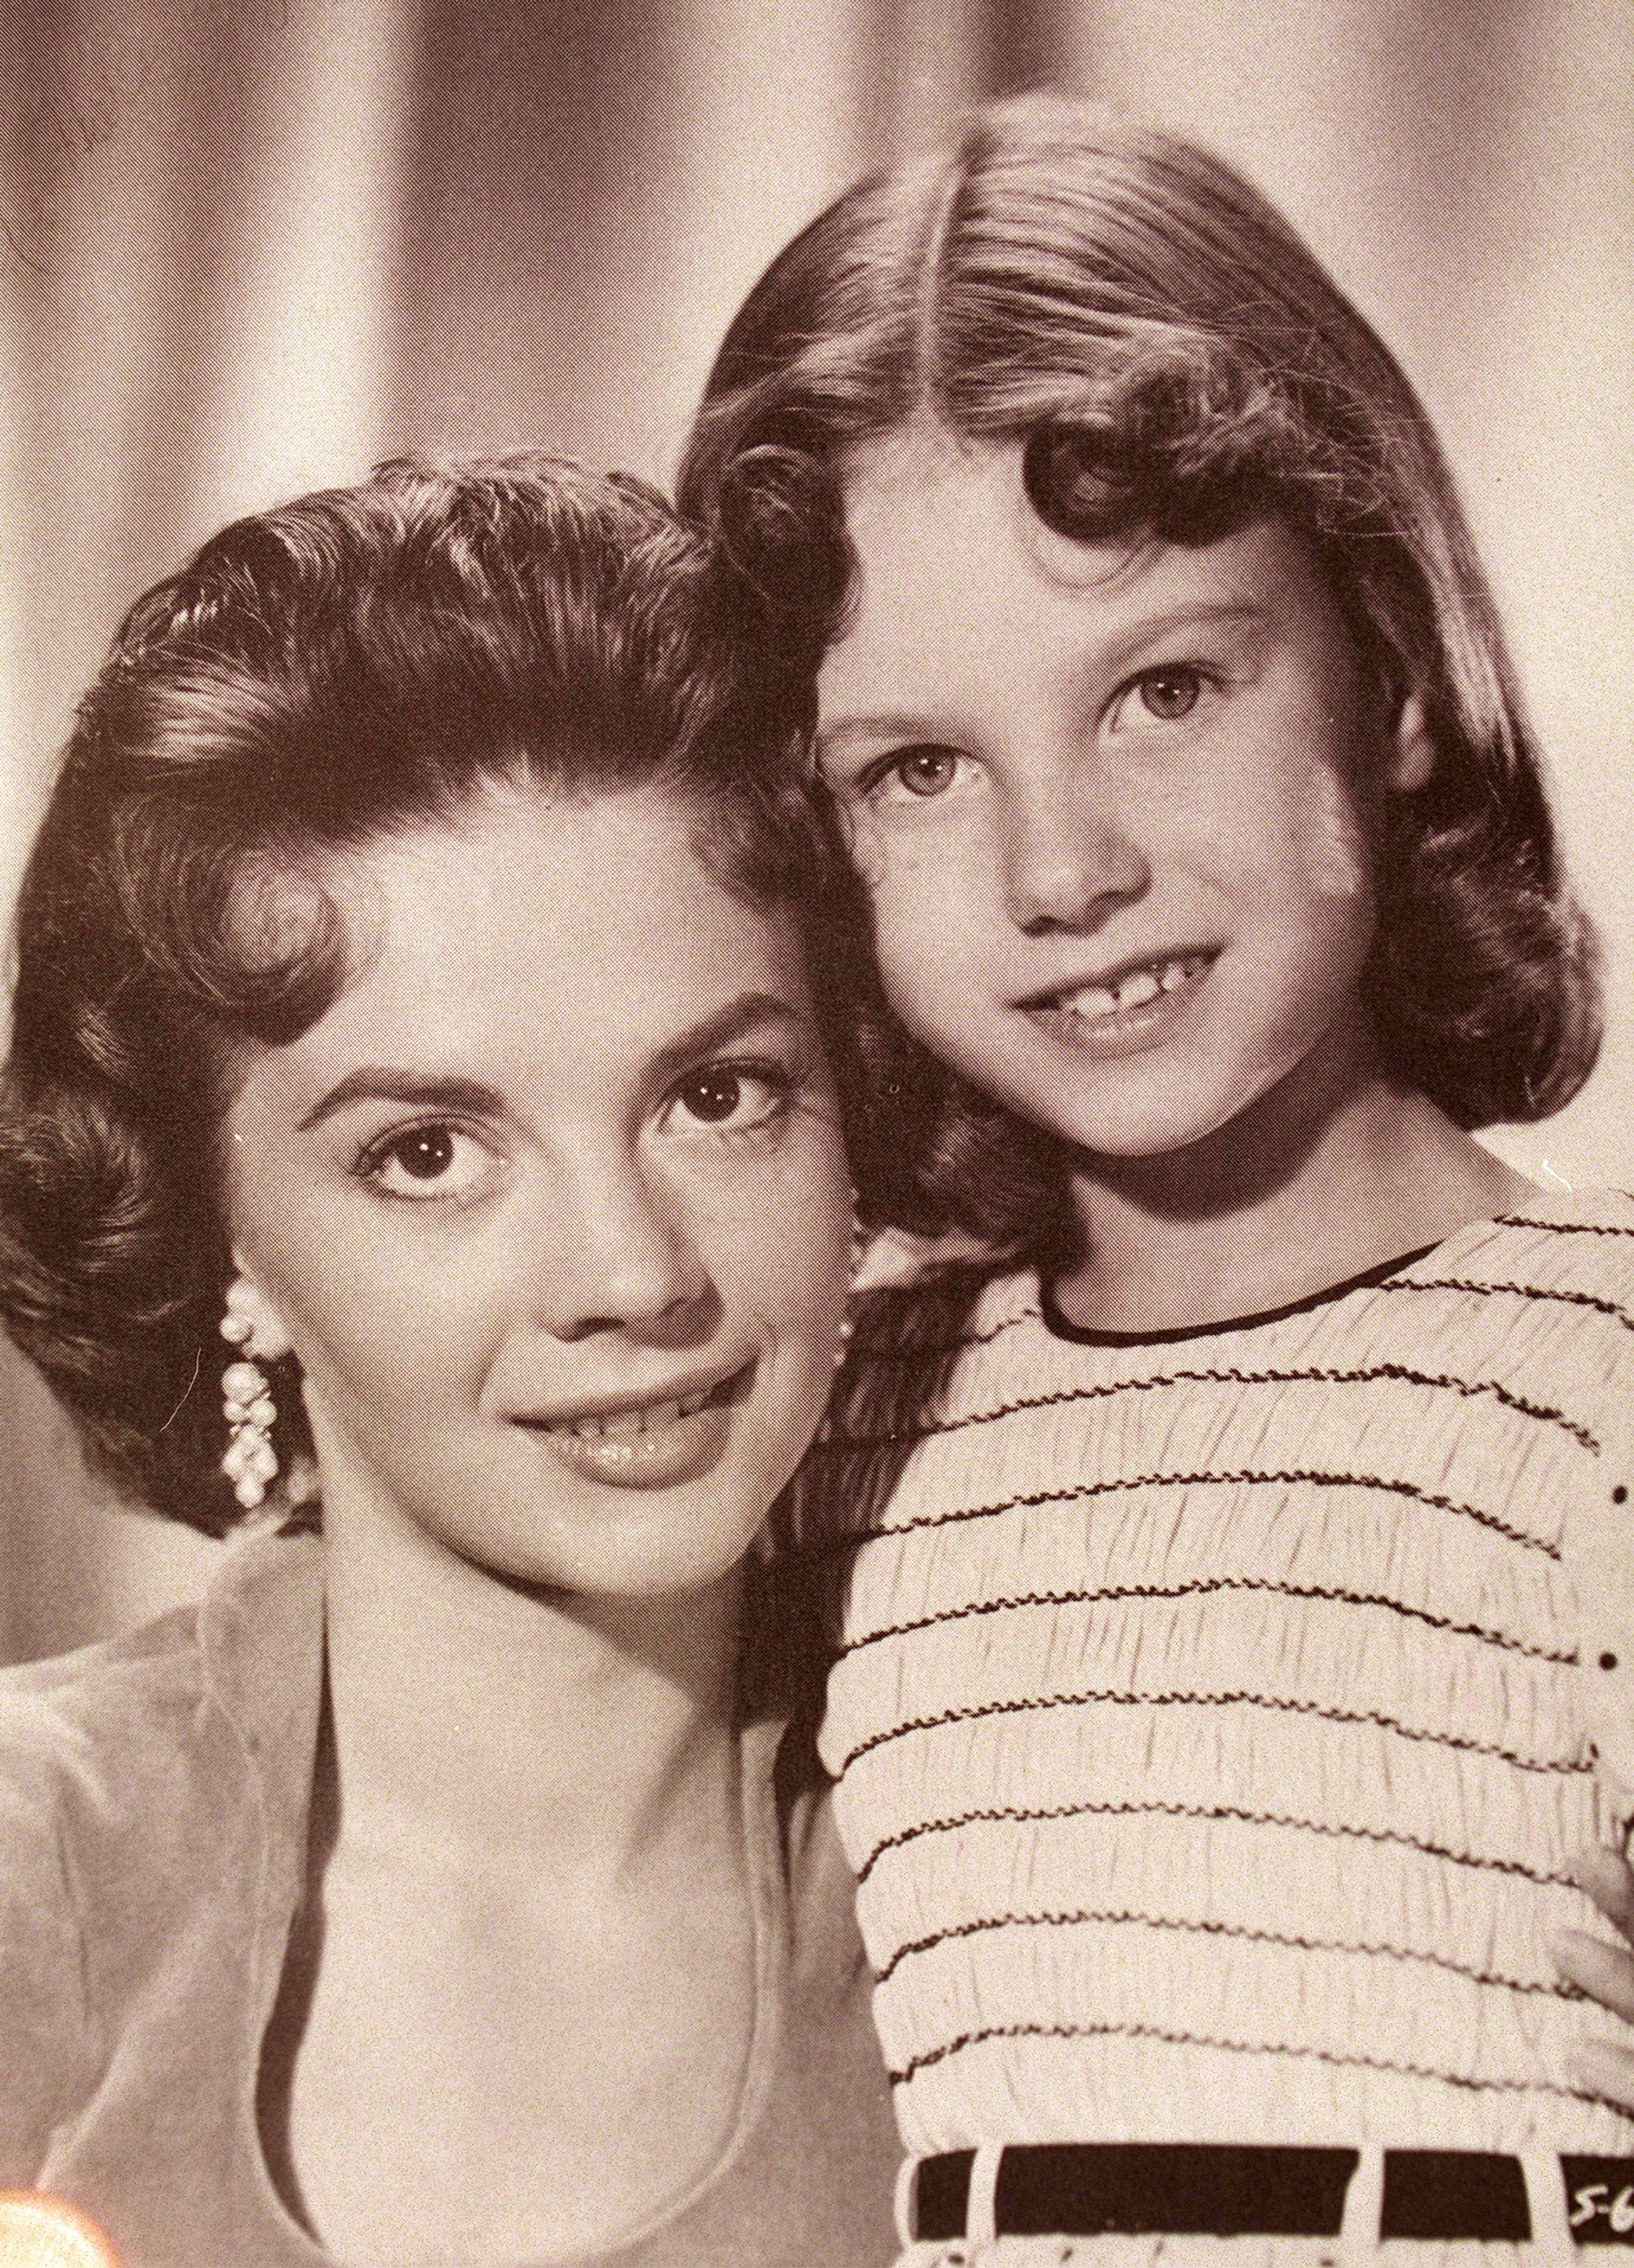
xmin=1059 ymin=956 xmax=1202 ymax=1018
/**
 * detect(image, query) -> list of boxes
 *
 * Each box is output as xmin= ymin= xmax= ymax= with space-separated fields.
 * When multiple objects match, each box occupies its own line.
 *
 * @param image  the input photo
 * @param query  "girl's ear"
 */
xmin=225 ymin=1263 xmax=293 ymax=1362
xmin=1386 ymin=692 xmax=1435 ymax=793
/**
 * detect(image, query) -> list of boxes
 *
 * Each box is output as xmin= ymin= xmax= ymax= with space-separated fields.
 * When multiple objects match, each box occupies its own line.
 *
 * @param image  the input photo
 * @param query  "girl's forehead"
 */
xmin=840 ymin=429 xmax=1031 ymax=560
xmin=826 ymin=454 xmax=1341 ymax=683
xmin=839 ymin=433 xmax=1229 ymax=604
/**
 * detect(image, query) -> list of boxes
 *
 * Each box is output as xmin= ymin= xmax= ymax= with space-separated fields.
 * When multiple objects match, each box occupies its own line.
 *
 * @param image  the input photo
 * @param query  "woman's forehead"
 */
xmin=240 ymin=782 xmax=814 ymax=1082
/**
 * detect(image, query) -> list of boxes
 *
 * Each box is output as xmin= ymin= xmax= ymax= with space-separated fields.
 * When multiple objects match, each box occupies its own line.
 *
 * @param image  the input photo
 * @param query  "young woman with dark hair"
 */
xmin=0 ymin=454 xmax=902 ymax=2266
xmin=681 ymin=99 xmax=1634 ymax=2260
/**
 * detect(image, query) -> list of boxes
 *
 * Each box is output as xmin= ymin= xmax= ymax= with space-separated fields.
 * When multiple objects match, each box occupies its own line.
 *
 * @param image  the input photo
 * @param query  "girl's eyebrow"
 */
xmin=818 ymin=714 xmax=944 ymax=756
xmin=1095 ymin=598 xmax=1270 ymax=666
xmin=819 ymin=603 xmax=1273 ymax=754
xmin=295 ymin=995 xmax=811 ymax=1132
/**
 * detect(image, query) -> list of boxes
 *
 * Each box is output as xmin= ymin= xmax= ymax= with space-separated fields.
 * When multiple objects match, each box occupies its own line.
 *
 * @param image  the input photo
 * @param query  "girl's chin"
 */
xmin=1019 ymin=1087 xmax=1272 ymax=1167
xmin=1044 ymin=1054 xmax=1376 ymax=1185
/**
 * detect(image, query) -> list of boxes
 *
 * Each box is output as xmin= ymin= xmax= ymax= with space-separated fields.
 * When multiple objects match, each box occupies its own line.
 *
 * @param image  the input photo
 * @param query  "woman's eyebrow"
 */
xmin=296 ymin=1070 xmax=509 ymax=1132
xmin=294 ymin=996 xmax=811 ymax=1133
xmin=643 ymin=992 xmax=812 ymax=1087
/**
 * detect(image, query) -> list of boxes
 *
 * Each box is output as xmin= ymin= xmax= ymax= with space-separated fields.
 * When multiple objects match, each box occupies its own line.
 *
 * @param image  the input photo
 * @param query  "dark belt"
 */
xmin=909 ymin=2144 xmax=1634 ymax=2243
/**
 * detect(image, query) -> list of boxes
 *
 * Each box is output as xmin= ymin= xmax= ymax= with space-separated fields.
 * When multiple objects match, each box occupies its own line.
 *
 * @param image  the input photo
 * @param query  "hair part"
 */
xmin=1 ymin=453 xmax=882 ymax=1532
xmin=679 ymin=98 xmax=1599 ymax=1245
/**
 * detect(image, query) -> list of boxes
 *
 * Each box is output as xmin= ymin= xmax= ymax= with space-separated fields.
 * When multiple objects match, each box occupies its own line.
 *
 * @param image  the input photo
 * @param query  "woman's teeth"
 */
xmin=1054 ymin=953 xmax=1208 ymax=1020
xmin=547 ymin=1380 xmax=727 ymax=1442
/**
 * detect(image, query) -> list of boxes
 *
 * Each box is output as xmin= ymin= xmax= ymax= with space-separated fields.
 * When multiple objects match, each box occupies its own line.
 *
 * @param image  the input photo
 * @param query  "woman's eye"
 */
xmin=865 ymin=745 xmax=975 ymax=804
xmin=357 ymin=1123 xmax=495 ymax=1201
xmin=664 ymin=1062 xmax=792 ymax=1136
xmin=1123 ymin=665 xmax=1206 ymax=724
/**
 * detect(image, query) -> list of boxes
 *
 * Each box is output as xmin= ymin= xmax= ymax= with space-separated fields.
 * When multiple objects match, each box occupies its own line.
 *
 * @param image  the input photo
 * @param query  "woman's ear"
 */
xmin=1386 ymin=692 xmax=1436 ymax=793
xmin=225 ymin=1264 xmax=293 ymax=1362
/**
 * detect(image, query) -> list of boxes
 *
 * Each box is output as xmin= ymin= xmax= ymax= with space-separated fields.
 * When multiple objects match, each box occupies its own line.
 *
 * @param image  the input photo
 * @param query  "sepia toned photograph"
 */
xmin=1 ymin=3 xmax=1631 ymax=2262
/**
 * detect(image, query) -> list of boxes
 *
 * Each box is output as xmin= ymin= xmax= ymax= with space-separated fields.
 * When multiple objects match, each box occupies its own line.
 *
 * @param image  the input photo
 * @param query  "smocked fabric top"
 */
xmin=814 ymin=1191 xmax=1634 ymax=2232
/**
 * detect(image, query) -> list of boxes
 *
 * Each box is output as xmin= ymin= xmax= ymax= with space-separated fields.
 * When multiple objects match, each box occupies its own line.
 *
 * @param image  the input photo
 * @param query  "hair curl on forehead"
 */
xmin=679 ymin=97 xmax=1598 ymax=1244
xmin=0 ymin=452 xmax=884 ymax=1532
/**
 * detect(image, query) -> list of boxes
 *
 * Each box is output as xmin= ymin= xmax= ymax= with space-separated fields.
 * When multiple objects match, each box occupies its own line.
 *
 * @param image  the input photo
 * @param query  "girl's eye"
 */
xmin=356 ymin=1123 xmax=495 ymax=1201
xmin=1121 ymin=665 xmax=1206 ymax=725
xmin=862 ymin=745 xmax=977 ymax=804
xmin=663 ymin=1061 xmax=792 ymax=1136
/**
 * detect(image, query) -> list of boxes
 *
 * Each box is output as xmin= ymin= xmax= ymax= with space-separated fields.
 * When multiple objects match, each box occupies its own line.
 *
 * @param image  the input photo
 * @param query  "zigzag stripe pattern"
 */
xmin=822 ymin=1198 xmax=1634 ymax=2155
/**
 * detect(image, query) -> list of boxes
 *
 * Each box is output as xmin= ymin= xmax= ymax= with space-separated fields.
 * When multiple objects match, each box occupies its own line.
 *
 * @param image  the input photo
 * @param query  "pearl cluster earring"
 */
xmin=219 ymin=1276 xmax=285 ymax=1510
xmin=836 ymin=1187 xmax=866 ymax=1369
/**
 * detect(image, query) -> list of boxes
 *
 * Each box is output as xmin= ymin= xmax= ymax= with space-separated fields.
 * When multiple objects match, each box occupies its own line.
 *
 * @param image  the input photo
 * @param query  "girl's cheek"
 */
xmin=1294 ymin=764 xmax=1372 ymax=903
xmin=844 ymin=816 xmax=891 ymax=897
xmin=872 ymin=821 xmax=994 ymax=939
xmin=873 ymin=891 xmax=971 ymax=1002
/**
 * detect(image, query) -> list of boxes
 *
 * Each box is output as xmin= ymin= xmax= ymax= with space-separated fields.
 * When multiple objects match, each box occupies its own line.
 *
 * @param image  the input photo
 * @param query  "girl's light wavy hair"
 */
xmin=680 ymin=97 xmax=1599 ymax=1250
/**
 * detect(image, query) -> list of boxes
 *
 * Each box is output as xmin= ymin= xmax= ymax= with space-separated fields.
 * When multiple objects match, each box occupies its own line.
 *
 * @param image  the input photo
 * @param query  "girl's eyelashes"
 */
xmin=850 ymin=744 xmax=980 ymax=806
xmin=660 ymin=1057 xmax=798 ymax=1139
xmin=832 ymin=665 xmax=1226 ymax=804
xmin=353 ymin=1120 xmax=500 ymax=1204
xmin=1105 ymin=661 xmax=1217 ymax=732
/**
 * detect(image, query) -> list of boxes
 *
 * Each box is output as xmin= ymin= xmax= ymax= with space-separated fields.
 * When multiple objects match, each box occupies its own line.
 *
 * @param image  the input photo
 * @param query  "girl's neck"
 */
xmin=1053 ymin=1039 xmax=1534 ymax=1336
xmin=315 ymin=1473 xmax=745 ymax=1895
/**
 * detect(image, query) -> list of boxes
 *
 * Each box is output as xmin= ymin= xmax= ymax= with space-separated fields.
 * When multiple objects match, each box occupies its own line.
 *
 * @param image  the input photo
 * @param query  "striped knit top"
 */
xmin=814 ymin=1191 xmax=1634 ymax=2205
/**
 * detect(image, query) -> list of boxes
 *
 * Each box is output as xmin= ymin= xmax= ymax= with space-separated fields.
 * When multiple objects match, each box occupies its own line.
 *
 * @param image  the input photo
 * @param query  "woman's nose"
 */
xmin=1000 ymin=779 xmax=1151 ymax=935
xmin=539 ymin=1163 xmax=715 ymax=1343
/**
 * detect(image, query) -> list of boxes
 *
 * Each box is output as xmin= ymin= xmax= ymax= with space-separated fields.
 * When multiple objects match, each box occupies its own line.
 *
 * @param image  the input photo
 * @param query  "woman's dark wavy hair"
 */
xmin=679 ymin=97 xmax=1600 ymax=1252
xmin=0 ymin=452 xmax=884 ymax=1535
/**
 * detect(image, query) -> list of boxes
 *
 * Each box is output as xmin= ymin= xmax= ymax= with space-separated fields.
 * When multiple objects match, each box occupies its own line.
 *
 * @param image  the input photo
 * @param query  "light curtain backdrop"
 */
xmin=2 ymin=0 xmax=1630 ymax=1661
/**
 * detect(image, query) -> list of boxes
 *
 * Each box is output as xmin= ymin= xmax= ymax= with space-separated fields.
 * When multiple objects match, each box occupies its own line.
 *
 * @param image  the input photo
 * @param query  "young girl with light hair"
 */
xmin=683 ymin=97 xmax=1634 ymax=2260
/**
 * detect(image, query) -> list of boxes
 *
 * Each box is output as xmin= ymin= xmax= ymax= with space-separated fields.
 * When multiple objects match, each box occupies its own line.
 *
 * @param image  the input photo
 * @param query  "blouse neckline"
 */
xmin=1039 ymin=1238 xmax=1442 ymax=1347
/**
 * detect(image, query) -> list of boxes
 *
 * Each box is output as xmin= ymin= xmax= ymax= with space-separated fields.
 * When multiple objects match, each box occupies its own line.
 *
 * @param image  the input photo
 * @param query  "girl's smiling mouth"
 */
xmin=1018 ymin=949 xmax=1218 ymax=1038
xmin=511 ymin=1360 xmax=758 ymax=1489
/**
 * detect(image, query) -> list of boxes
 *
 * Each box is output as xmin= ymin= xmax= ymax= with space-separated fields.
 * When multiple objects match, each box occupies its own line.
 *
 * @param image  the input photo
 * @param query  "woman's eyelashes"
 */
xmin=353 ymin=1120 xmax=501 ymax=1204
xmin=659 ymin=1058 xmax=799 ymax=1141
xmin=348 ymin=1059 xmax=801 ymax=1204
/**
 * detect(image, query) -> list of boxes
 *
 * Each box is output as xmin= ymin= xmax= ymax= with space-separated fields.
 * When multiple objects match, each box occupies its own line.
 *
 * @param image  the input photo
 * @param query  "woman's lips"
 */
xmin=512 ymin=1362 xmax=755 ymax=1490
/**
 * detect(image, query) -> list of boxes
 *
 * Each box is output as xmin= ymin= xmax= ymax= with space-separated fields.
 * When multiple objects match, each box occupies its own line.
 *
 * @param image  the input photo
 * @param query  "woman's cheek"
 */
xmin=758 ymin=1139 xmax=854 ymax=1324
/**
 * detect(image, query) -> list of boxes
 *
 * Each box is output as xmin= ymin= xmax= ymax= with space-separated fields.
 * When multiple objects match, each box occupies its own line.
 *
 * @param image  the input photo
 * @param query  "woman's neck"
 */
xmin=315 ymin=1473 xmax=745 ymax=1895
xmin=1053 ymin=1045 xmax=1535 ymax=1336
xmin=262 ymin=1464 xmax=761 ymax=2263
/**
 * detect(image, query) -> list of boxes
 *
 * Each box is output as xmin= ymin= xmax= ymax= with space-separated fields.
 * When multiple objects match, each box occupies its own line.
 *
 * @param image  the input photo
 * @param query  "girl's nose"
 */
xmin=1000 ymin=781 xmax=1151 ymax=935
xmin=539 ymin=1163 xmax=715 ymax=1344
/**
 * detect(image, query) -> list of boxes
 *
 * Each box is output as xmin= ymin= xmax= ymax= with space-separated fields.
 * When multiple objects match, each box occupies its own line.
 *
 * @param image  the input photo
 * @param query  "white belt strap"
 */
xmin=1340 ymin=2144 xmax=1385 ymax=2259
xmin=965 ymin=2145 xmax=1003 ymax=2245
xmin=1524 ymin=2150 xmax=1577 ymax=2259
